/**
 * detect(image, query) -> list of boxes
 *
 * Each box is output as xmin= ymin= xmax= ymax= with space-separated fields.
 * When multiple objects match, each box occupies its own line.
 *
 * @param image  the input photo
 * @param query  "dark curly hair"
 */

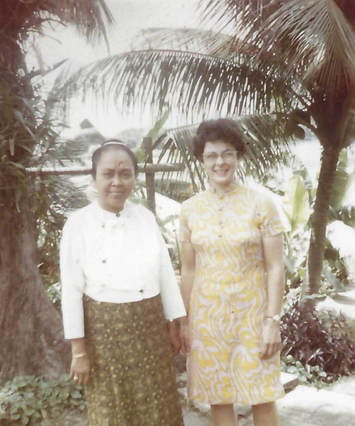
xmin=192 ymin=119 xmax=246 ymax=160
xmin=91 ymin=139 xmax=138 ymax=178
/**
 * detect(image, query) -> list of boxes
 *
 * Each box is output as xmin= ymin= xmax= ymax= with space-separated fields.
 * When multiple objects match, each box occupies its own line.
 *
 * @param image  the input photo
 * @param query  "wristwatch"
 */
xmin=265 ymin=314 xmax=281 ymax=323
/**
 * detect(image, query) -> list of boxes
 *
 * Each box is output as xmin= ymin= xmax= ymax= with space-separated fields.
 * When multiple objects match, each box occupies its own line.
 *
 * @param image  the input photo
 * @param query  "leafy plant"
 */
xmin=0 ymin=375 xmax=86 ymax=425
xmin=281 ymin=355 xmax=329 ymax=389
xmin=45 ymin=282 xmax=62 ymax=312
xmin=280 ymin=153 xmax=354 ymax=296
xmin=280 ymin=301 xmax=355 ymax=385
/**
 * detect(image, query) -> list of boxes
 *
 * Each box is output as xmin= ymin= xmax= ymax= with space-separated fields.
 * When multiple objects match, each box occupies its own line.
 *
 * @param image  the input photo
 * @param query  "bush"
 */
xmin=0 ymin=375 xmax=86 ymax=425
xmin=280 ymin=301 xmax=355 ymax=385
xmin=45 ymin=282 xmax=62 ymax=311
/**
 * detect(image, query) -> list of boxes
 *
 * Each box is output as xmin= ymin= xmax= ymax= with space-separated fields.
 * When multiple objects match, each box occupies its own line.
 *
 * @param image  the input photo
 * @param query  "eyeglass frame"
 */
xmin=202 ymin=149 xmax=238 ymax=163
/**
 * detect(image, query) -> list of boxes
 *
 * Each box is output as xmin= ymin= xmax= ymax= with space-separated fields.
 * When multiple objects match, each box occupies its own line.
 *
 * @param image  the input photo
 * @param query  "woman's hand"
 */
xmin=70 ymin=338 xmax=90 ymax=386
xmin=70 ymin=354 xmax=91 ymax=386
xmin=168 ymin=320 xmax=181 ymax=356
xmin=260 ymin=319 xmax=282 ymax=359
xmin=180 ymin=317 xmax=190 ymax=355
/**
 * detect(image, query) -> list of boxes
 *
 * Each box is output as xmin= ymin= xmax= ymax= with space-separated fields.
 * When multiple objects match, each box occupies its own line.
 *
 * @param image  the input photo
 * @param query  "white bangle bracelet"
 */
xmin=73 ymin=352 xmax=87 ymax=359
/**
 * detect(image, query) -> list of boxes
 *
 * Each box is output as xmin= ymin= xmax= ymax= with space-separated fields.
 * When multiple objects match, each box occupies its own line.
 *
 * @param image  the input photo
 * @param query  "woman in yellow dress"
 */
xmin=179 ymin=119 xmax=285 ymax=426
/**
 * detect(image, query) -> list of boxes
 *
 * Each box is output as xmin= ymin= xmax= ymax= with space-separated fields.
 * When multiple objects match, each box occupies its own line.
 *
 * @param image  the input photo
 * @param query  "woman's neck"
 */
xmin=98 ymin=199 xmax=125 ymax=215
xmin=210 ymin=180 xmax=238 ymax=196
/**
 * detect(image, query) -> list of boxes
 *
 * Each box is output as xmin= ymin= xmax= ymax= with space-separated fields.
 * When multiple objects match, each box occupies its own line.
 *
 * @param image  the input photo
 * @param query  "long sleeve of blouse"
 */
xmin=60 ymin=202 xmax=186 ymax=339
xmin=60 ymin=214 xmax=86 ymax=339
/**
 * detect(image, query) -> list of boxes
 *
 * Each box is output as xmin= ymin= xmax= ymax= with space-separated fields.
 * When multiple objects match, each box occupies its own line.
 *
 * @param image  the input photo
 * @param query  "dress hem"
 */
xmin=188 ymin=391 xmax=285 ymax=406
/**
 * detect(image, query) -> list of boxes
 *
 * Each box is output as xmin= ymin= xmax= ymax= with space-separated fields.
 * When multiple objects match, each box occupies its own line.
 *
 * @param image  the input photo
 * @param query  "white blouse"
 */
xmin=60 ymin=201 xmax=186 ymax=339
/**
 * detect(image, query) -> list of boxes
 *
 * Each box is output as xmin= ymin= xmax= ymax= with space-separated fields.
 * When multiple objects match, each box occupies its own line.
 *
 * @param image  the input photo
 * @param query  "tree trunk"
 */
xmin=305 ymin=143 xmax=341 ymax=298
xmin=0 ymin=189 xmax=70 ymax=380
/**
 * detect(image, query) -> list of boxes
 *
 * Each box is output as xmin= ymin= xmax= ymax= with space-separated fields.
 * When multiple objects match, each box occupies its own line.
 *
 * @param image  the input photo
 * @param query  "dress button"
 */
xmin=139 ymin=289 xmax=144 ymax=293
xmin=102 ymin=259 xmax=107 ymax=264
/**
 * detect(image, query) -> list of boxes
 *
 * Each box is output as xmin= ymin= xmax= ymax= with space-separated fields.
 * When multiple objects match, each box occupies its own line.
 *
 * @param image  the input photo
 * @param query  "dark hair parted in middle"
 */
xmin=91 ymin=139 xmax=139 ymax=178
xmin=192 ymin=119 xmax=246 ymax=160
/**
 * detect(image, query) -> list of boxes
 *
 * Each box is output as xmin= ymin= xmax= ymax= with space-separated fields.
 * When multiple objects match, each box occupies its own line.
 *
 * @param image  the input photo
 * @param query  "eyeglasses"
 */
xmin=202 ymin=150 xmax=237 ymax=163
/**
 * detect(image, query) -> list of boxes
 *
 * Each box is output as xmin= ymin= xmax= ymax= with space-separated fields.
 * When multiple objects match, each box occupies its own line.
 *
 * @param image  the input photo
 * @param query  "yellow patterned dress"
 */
xmin=180 ymin=183 xmax=285 ymax=405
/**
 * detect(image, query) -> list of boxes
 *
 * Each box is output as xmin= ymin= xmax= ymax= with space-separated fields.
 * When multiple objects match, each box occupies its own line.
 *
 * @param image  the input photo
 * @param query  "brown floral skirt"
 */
xmin=83 ymin=294 xmax=184 ymax=426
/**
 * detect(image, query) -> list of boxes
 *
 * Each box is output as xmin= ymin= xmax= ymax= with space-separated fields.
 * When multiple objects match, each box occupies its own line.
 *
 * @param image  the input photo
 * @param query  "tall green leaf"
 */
xmin=283 ymin=175 xmax=311 ymax=233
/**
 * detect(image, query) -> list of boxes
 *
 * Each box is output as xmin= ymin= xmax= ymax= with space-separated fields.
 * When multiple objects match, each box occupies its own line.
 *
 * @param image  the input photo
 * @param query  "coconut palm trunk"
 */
xmin=0 ymin=191 xmax=71 ymax=379
xmin=306 ymin=143 xmax=342 ymax=297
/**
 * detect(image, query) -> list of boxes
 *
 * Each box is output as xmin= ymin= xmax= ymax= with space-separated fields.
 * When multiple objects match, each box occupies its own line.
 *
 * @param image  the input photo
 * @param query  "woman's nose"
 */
xmin=112 ymin=174 xmax=121 ymax=185
xmin=215 ymin=155 xmax=224 ymax=165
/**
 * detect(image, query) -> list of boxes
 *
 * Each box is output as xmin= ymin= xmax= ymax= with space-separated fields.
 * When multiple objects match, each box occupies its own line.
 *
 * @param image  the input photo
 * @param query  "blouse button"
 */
xmin=139 ymin=289 xmax=144 ymax=293
xmin=102 ymin=259 xmax=107 ymax=264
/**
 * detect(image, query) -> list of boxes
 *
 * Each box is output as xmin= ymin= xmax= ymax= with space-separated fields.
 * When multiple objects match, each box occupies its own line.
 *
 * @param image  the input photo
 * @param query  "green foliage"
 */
xmin=45 ymin=282 xmax=62 ymax=311
xmin=0 ymin=375 xmax=85 ymax=425
xmin=281 ymin=356 xmax=329 ymax=389
xmin=282 ymin=174 xmax=311 ymax=234
xmin=155 ymin=213 xmax=181 ymax=272
xmin=329 ymin=149 xmax=354 ymax=210
xmin=280 ymin=153 xmax=354 ymax=295
xmin=280 ymin=302 xmax=355 ymax=385
xmin=283 ymin=230 xmax=309 ymax=293
xmin=35 ymin=175 xmax=88 ymax=289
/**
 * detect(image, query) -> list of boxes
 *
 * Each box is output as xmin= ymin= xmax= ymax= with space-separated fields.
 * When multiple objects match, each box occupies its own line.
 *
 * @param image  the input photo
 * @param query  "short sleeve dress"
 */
xmin=180 ymin=183 xmax=285 ymax=405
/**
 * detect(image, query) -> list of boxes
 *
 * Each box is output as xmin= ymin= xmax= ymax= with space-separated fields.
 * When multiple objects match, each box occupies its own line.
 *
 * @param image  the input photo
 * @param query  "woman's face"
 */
xmin=202 ymin=140 xmax=238 ymax=188
xmin=94 ymin=148 xmax=136 ymax=213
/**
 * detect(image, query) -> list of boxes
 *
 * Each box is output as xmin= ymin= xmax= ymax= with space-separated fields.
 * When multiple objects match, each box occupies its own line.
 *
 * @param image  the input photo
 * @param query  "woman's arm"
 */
xmin=261 ymin=233 xmax=284 ymax=359
xmin=154 ymin=223 xmax=186 ymax=355
xmin=180 ymin=241 xmax=196 ymax=354
xmin=60 ymin=216 xmax=90 ymax=383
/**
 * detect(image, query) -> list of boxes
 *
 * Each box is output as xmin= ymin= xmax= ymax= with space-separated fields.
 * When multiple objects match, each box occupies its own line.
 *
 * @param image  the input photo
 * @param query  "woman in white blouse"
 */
xmin=60 ymin=140 xmax=186 ymax=426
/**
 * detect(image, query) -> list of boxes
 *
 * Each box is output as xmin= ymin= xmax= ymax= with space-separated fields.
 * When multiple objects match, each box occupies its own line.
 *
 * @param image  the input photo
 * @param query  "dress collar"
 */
xmin=208 ymin=181 xmax=240 ymax=197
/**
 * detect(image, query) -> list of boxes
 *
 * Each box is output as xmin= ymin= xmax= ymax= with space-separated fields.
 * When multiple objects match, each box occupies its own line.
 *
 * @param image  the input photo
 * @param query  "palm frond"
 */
xmin=154 ymin=179 xmax=194 ymax=203
xmin=131 ymin=27 xmax=237 ymax=58
xmin=130 ymin=26 xmax=295 ymax=80
xmin=54 ymin=48 xmax=299 ymax=121
xmin=162 ymin=127 xmax=205 ymax=193
xmin=259 ymin=0 xmax=355 ymax=91
xmin=198 ymin=0 xmax=278 ymax=39
xmin=0 ymin=0 xmax=113 ymax=45
xmin=200 ymin=0 xmax=355 ymax=92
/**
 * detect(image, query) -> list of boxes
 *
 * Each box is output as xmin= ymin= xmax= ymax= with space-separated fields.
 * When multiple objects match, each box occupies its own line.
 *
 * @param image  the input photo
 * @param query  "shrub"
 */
xmin=0 ymin=375 xmax=86 ymax=425
xmin=280 ymin=301 xmax=355 ymax=385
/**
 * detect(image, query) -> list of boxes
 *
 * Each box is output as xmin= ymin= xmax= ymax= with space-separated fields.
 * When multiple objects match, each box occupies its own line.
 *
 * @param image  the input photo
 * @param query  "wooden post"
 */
xmin=143 ymin=137 xmax=156 ymax=214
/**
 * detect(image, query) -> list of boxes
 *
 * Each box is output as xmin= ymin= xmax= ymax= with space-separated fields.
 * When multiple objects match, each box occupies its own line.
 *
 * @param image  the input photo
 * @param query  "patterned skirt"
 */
xmin=83 ymin=294 xmax=184 ymax=426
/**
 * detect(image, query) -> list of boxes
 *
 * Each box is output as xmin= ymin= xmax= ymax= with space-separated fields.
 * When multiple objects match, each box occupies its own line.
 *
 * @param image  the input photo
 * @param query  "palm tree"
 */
xmin=57 ymin=0 xmax=354 ymax=301
xmin=0 ymin=0 xmax=112 ymax=379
